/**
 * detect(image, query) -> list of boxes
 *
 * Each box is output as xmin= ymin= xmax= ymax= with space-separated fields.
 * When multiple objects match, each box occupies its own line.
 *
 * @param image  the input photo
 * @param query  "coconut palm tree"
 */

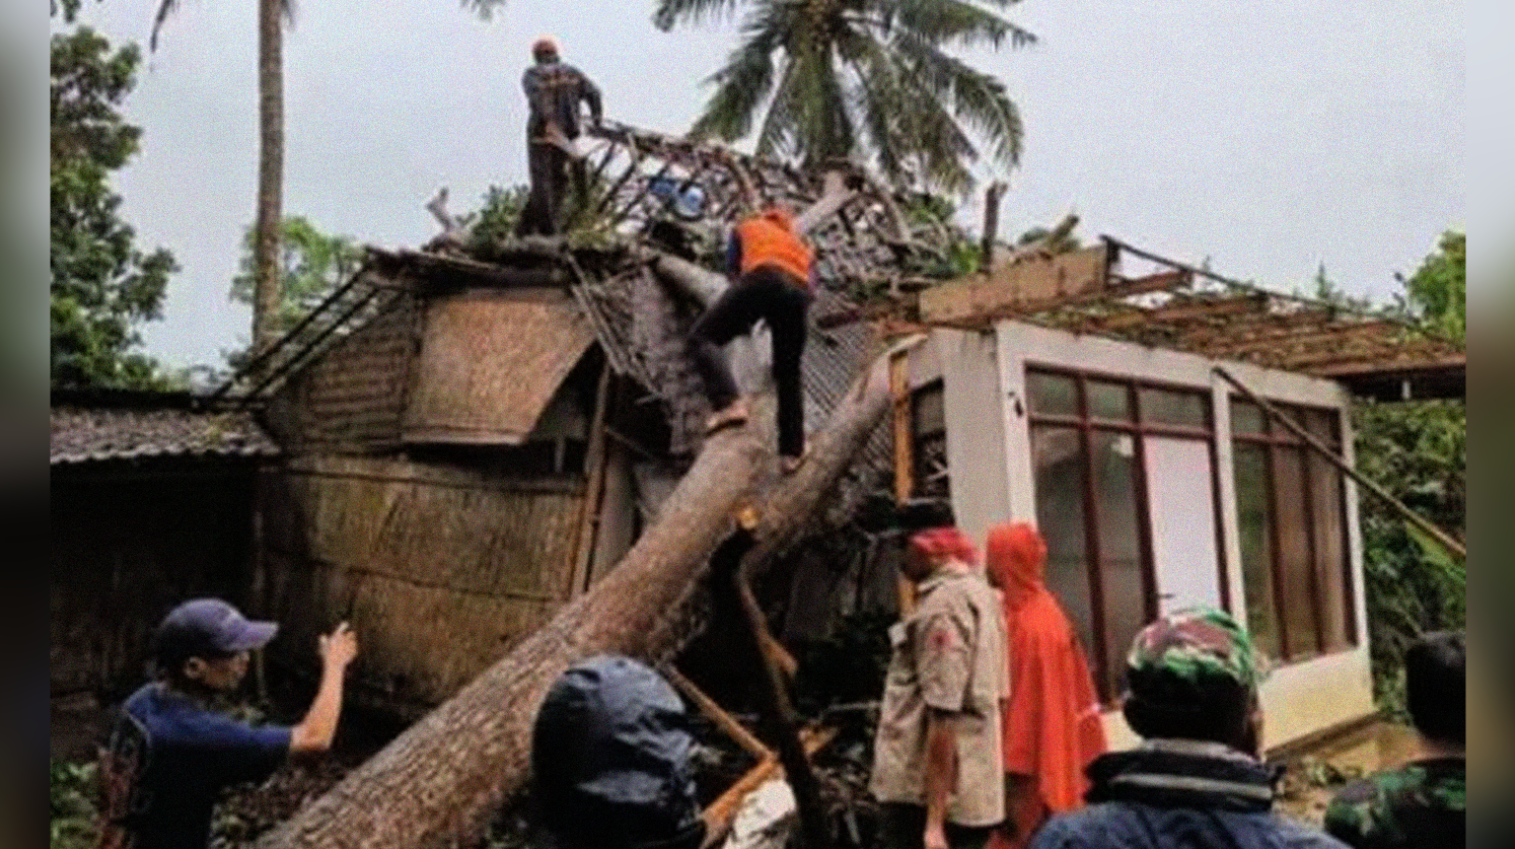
xmin=654 ymin=0 xmax=1034 ymax=195
xmin=150 ymin=1 xmax=506 ymax=356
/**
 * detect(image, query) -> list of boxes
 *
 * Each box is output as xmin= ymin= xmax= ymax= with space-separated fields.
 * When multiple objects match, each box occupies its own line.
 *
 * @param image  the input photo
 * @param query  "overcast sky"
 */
xmin=67 ymin=0 xmax=1464 ymax=370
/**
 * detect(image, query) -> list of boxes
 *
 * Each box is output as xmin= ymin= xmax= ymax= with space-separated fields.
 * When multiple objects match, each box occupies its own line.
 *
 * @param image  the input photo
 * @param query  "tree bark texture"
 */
xmin=255 ymin=328 xmax=921 ymax=849
xmin=252 ymin=0 xmax=284 ymax=355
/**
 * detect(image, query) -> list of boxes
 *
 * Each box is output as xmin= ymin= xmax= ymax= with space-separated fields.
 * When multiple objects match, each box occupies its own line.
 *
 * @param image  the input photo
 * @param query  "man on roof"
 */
xmin=687 ymin=205 xmax=816 ymax=473
xmin=517 ymin=36 xmax=602 ymax=237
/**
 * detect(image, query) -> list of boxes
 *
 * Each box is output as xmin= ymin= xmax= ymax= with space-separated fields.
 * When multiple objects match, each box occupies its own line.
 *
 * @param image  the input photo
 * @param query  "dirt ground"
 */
xmin=1274 ymin=720 xmax=1420 ymax=826
xmin=52 ymin=687 xmax=1418 ymax=845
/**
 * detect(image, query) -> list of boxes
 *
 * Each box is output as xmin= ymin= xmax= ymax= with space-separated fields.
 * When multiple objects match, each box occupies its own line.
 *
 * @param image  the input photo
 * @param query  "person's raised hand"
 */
xmin=318 ymin=622 xmax=358 ymax=670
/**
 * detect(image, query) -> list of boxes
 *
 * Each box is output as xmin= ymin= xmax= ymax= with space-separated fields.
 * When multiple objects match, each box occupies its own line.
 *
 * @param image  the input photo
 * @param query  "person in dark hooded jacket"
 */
xmin=1029 ymin=608 xmax=1347 ymax=849
xmin=531 ymin=655 xmax=705 ymax=849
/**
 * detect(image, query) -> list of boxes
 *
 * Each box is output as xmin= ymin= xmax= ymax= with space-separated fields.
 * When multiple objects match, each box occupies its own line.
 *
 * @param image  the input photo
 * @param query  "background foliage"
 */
xmin=1349 ymin=230 xmax=1465 ymax=715
xmin=50 ymin=15 xmax=177 ymax=389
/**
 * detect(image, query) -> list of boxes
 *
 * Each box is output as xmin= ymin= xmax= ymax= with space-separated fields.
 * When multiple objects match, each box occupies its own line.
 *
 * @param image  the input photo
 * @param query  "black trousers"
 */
xmin=687 ymin=267 xmax=811 ymax=459
xmin=517 ymin=140 xmax=580 ymax=236
xmin=879 ymin=803 xmax=995 ymax=849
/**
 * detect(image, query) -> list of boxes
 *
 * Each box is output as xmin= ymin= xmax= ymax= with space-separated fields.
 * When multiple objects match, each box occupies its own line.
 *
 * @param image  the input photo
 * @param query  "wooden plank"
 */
xmin=918 ymin=244 xmax=1110 ymax=327
xmin=1292 ymin=350 xmax=1465 ymax=375
xmin=662 ymin=665 xmax=772 ymax=760
xmin=1093 ymin=293 xmax=1266 ymax=331
xmin=1197 ymin=320 xmax=1400 ymax=358
xmin=699 ymin=726 xmax=840 ymax=849
xmin=569 ymin=363 xmax=614 ymax=597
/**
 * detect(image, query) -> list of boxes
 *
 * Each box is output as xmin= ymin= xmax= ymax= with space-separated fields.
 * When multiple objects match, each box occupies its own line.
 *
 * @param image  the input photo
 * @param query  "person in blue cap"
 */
xmin=531 ymin=655 xmax=706 ymax=849
xmin=97 ymin=599 xmax=358 ymax=849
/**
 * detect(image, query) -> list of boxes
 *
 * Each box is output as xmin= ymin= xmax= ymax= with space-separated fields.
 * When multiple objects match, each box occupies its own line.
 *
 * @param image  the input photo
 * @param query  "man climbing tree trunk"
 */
xmin=252 ymin=0 xmax=284 ymax=354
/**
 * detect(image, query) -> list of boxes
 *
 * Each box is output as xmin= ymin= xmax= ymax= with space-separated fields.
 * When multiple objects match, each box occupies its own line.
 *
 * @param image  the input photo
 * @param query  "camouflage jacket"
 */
xmin=1323 ymin=757 xmax=1465 ymax=849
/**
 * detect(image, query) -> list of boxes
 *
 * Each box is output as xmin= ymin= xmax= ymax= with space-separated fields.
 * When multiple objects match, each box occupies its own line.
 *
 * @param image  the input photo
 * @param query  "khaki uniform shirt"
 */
xmin=869 ymin=569 xmax=1009 ymax=827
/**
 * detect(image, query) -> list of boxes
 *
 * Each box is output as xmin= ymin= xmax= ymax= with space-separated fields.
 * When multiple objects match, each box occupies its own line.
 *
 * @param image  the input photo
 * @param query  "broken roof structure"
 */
xmin=904 ymin=236 xmax=1464 ymax=402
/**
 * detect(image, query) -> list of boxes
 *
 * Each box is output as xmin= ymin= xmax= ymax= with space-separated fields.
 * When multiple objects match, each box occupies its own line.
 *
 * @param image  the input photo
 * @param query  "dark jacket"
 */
xmin=522 ymin=61 xmax=602 ymax=140
xmin=531 ymin=655 xmax=704 ymax=849
xmin=1030 ymin=739 xmax=1349 ymax=849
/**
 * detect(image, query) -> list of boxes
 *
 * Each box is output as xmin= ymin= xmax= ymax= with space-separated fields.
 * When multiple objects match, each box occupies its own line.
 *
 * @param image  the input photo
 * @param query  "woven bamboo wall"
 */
xmin=257 ymin=455 xmax=586 ymax=712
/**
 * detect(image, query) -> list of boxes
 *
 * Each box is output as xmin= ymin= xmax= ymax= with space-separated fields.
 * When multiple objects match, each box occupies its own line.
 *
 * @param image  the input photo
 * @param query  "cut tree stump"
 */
xmin=255 ymin=331 xmax=925 ymax=849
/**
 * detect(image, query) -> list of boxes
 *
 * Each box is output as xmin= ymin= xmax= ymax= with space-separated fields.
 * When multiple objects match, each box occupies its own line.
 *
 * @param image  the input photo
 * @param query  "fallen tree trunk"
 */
xmin=257 ymin=330 xmax=923 ymax=849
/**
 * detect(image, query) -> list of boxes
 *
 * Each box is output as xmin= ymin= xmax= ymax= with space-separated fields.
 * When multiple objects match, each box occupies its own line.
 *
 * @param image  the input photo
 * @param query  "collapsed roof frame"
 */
xmin=894 ymin=234 xmax=1464 ymax=401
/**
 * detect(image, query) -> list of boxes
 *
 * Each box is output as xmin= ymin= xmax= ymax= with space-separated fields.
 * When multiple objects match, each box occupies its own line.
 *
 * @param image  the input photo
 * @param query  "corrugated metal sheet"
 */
xmin=402 ymin=292 xmax=595 ymax=445
xmin=50 ymin=405 xmax=278 ymax=465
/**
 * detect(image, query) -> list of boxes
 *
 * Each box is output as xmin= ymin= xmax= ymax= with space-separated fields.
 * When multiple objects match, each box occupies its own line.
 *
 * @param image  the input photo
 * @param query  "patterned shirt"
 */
xmin=1323 ymin=757 xmax=1466 ymax=849
xmin=522 ymin=61 xmax=602 ymax=140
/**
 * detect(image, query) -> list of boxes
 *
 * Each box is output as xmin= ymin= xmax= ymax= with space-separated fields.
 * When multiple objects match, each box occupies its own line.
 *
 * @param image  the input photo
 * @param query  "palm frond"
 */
xmin=459 ymin=0 xmax=508 ymax=21
xmin=881 ymin=0 xmax=1037 ymax=50
xmin=754 ymin=59 xmax=801 ymax=158
xmin=149 ymin=0 xmax=182 ymax=51
xmin=151 ymin=0 xmax=300 ymax=50
xmin=690 ymin=26 xmax=782 ymax=142
xmin=891 ymin=28 xmax=1021 ymax=167
xmin=653 ymin=0 xmax=745 ymax=32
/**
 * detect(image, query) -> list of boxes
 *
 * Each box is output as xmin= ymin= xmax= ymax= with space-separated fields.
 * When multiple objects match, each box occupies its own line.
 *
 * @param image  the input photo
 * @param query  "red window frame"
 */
xmin=1230 ymin=397 xmax=1357 ymax=661
xmin=1026 ymin=366 xmax=1231 ymax=703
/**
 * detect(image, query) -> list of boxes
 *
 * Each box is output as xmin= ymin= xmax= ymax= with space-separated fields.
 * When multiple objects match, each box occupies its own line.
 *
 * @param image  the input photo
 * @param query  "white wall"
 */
xmin=924 ymin=320 xmax=1375 ymax=750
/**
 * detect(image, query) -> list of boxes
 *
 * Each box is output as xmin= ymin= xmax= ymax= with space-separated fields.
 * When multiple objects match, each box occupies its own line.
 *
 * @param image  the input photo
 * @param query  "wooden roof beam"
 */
xmin=1197 ymin=320 xmax=1403 ymax=357
xmin=1300 ymin=351 xmax=1466 ymax=377
xmin=1092 ymin=293 xmax=1267 ymax=331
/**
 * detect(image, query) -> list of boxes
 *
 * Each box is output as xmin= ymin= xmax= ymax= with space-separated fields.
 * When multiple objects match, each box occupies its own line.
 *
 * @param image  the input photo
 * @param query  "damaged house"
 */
xmin=880 ymin=237 xmax=1464 ymax=750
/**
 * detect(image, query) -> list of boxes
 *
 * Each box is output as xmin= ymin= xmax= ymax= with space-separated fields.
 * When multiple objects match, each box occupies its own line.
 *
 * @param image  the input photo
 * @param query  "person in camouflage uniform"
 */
xmin=1030 ymin=607 xmax=1348 ymax=849
xmin=1324 ymin=630 xmax=1465 ymax=849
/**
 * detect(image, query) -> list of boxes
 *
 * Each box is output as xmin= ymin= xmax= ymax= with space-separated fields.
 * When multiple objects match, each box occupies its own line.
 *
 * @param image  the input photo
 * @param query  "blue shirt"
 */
xmin=106 ymin=683 xmax=291 ymax=849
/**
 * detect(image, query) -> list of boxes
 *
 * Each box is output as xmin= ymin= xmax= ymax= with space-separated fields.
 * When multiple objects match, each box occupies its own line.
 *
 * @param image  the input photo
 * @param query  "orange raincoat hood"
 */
xmin=985 ymin=522 xmax=1107 ymax=819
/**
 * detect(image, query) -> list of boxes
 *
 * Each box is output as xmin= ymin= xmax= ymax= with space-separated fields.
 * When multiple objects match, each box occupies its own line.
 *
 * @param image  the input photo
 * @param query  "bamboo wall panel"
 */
xmin=259 ymin=455 xmax=586 ymax=709
xmin=402 ymin=293 xmax=595 ymax=445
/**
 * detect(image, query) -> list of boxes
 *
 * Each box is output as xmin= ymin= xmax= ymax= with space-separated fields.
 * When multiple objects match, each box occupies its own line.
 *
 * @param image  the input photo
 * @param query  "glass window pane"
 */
xmin=1090 ymin=431 xmax=1146 ymax=699
xmin=1028 ymin=372 xmax=1078 ymax=417
xmin=913 ymin=383 xmax=945 ymax=435
xmin=1269 ymin=404 xmax=1306 ymax=444
xmin=1231 ymin=399 xmax=1266 ymax=435
xmin=1087 ymin=381 xmax=1133 ymax=421
xmin=1303 ymin=407 xmax=1339 ymax=447
xmin=1032 ymin=426 xmax=1100 ymax=693
xmin=1310 ymin=453 xmax=1353 ymax=650
xmin=1273 ymin=446 xmax=1322 ymax=658
xmin=1140 ymin=387 xmax=1207 ymax=428
xmin=1234 ymin=442 xmax=1281 ymax=659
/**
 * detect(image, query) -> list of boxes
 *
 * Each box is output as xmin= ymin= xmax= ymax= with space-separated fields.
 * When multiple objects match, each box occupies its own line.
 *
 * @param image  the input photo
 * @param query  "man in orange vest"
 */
xmin=688 ymin=206 xmax=815 ymax=472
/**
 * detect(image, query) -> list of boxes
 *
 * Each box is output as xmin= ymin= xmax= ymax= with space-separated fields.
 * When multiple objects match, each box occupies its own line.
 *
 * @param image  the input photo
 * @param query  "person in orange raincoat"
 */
xmin=984 ymin=523 xmax=1108 ymax=849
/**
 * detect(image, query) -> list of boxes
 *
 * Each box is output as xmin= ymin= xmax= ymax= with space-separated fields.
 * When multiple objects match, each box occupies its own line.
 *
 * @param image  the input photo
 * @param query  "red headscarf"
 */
xmin=908 ymin=527 xmax=978 ymax=566
xmin=984 ymin=523 xmax=1107 ymax=823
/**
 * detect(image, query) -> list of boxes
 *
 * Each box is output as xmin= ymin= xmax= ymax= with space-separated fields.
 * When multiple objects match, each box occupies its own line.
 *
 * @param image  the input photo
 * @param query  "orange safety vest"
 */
xmin=736 ymin=212 xmax=813 ymax=287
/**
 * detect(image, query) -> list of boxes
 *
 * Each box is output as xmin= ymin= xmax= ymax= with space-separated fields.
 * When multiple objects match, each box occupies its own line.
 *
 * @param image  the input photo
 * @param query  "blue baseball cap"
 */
xmin=152 ymin=598 xmax=279 ymax=667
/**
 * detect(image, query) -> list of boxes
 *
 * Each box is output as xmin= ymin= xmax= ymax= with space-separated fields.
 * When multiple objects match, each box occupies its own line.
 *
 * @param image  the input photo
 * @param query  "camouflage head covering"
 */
xmin=1126 ymin=607 xmax=1268 ymax=691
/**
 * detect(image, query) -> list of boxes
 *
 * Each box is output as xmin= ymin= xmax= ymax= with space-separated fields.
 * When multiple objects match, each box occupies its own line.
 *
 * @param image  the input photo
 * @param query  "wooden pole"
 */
xmin=979 ymin=181 xmax=1006 ymax=272
xmin=1213 ymin=366 xmax=1466 ymax=559
xmin=888 ymin=350 xmax=917 ymax=616
xmin=569 ymin=362 xmax=614 ymax=596
xmin=710 ymin=521 xmax=831 ymax=849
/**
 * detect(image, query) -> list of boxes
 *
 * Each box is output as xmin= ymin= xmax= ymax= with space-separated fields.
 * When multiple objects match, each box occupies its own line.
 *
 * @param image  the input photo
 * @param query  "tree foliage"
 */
xmin=50 ymin=22 xmax=176 ymax=389
xmin=1347 ymin=230 xmax=1465 ymax=714
xmin=229 ymin=215 xmax=363 ymax=342
xmin=655 ymin=0 xmax=1033 ymax=195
